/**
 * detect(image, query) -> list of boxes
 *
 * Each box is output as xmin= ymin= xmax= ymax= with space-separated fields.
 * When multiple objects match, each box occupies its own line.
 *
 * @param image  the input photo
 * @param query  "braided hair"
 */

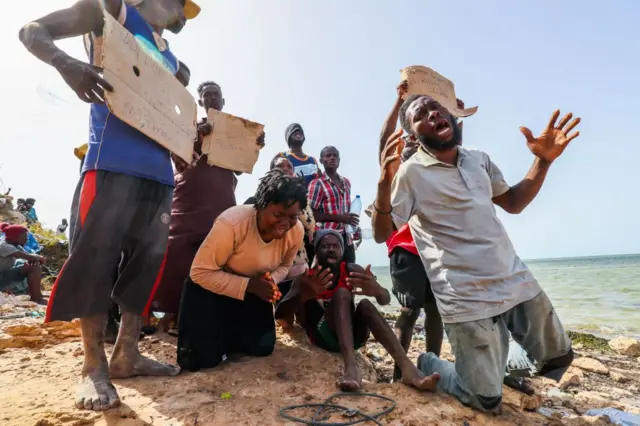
xmin=253 ymin=169 xmax=308 ymax=212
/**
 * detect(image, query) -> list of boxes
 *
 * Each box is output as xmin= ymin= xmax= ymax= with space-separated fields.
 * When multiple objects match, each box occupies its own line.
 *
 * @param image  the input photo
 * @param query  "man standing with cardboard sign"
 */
xmin=372 ymin=90 xmax=580 ymax=411
xmin=152 ymin=80 xmax=264 ymax=334
xmin=19 ymin=0 xmax=200 ymax=412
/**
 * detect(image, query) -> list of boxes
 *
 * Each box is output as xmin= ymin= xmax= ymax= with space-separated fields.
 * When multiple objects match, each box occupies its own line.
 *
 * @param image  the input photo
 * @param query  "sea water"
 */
xmin=370 ymin=254 xmax=640 ymax=339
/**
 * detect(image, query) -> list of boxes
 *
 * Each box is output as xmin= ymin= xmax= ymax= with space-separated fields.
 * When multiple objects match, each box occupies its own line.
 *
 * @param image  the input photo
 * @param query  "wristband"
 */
xmin=373 ymin=203 xmax=392 ymax=215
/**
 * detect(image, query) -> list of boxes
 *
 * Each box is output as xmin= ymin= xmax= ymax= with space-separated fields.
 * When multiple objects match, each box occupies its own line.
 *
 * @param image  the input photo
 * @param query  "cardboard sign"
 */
xmin=202 ymin=110 xmax=265 ymax=174
xmin=400 ymin=66 xmax=478 ymax=117
xmin=102 ymin=13 xmax=196 ymax=162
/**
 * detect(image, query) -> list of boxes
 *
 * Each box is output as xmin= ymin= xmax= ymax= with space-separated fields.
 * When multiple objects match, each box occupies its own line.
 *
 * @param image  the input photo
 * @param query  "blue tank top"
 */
xmin=281 ymin=152 xmax=319 ymax=185
xmin=82 ymin=4 xmax=178 ymax=186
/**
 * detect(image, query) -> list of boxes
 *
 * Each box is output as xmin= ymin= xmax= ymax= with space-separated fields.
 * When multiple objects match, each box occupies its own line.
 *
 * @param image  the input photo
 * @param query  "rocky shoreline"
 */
xmin=1 ymin=298 xmax=639 ymax=425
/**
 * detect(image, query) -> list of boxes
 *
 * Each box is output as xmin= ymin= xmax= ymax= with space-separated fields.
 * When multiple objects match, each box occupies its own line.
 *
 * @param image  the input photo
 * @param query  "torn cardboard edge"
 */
xmin=202 ymin=109 xmax=265 ymax=174
xmin=101 ymin=13 xmax=197 ymax=162
xmin=400 ymin=65 xmax=478 ymax=118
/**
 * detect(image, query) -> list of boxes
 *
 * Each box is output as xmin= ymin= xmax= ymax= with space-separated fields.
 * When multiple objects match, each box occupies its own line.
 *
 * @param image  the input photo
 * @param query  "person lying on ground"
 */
xmin=372 ymin=93 xmax=580 ymax=412
xmin=245 ymin=156 xmax=316 ymax=328
xmin=0 ymin=223 xmax=46 ymax=304
xmin=177 ymin=169 xmax=305 ymax=372
xmin=20 ymin=0 xmax=202 ymax=411
xmin=275 ymin=229 xmax=440 ymax=392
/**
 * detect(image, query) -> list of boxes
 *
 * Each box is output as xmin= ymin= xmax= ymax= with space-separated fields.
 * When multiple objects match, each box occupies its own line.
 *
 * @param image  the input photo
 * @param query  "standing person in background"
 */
xmin=56 ymin=219 xmax=69 ymax=236
xmin=309 ymin=146 xmax=358 ymax=263
xmin=280 ymin=123 xmax=320 ymax=185
xmin=152 ymin=80 xmax=265 ymax=336
xmin=279 ymin=123 xmax=319 ymax=266
xmin=20 ymin=0 xmax=202 ymax=411
xmin=24 ymin=198 xmax=38 ymax=224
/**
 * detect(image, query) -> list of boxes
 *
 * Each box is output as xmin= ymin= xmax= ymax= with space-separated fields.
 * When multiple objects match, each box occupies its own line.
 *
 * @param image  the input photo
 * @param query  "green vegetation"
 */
xmin=567 ymin=331 xmax=612 ymax=352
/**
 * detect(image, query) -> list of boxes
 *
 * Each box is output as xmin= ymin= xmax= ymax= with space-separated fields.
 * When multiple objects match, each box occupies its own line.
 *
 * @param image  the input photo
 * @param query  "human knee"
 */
xmin=356 ymin=298 xmax=376 ymax=314
xmin=474 ymin=394 xmax=502 ymax=412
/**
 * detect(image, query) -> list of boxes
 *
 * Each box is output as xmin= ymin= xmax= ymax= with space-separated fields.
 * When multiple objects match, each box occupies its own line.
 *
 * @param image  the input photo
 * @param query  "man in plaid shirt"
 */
xmin=308 ymin=146 xmax=359 ymax=262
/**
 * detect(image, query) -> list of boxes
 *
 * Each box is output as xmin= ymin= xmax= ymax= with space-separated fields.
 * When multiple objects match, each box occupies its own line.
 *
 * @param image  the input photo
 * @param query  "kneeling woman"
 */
xmin=177 ymin=170 xmax=305 ymax=371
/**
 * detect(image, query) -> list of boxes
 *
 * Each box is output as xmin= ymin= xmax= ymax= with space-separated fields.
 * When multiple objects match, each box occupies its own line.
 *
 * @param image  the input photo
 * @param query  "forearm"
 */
xmin=189 ymin=267 xmax=249 ymax=300
xmin=371 ymin=181 xmax=394 ymax=243
xmin=503 ymin=157 xmax=551 ymax=214
xmin=19 ymin=0 xmax=104 ymax=66
xmin=270 ymin=264 xmax=293 ymax=285
xmin=19 ymin=23 xmax=71 ymax=66
xmin=375 ymin=286 xmax=392 ymax=306
xmin=312 ymin=210 xmax=343 ymax=224
xmin=11 ymin=252 xmax=40 ymax=262
xmin=378 ymin=98 xmax=404 ymax=162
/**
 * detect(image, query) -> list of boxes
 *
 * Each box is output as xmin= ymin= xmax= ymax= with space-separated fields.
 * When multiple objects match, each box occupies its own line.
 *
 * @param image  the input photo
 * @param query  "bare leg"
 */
xmin=392 ymin=307 xmax=420 ymax=380
xmin=109 ymin=312 xmax=180 ymax=379
xmin=356 ymin=300 xmax=440 ymax=391
xmin=25 ymin=265 xmax=46 ymax=305
xmin=424 ymin=301 xmax=443 ymax=356
xmin=326 ymin=288 xmax=361 ymax=391
xmin=76 ymin=314 xmax=121 ymax=411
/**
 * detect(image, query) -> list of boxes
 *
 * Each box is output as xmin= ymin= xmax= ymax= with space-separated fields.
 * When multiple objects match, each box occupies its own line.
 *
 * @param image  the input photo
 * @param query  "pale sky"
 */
xmin=1 ymin=0 xmax=638 ymax=266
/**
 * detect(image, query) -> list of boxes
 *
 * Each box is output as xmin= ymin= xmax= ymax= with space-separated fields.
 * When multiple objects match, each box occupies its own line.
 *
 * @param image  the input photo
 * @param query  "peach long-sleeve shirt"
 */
xmin=190 ymin=205 xmax=304 ymax=300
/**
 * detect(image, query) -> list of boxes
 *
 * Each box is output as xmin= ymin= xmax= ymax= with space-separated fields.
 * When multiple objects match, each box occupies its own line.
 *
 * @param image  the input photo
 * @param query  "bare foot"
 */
xmin=338 ymin=363 xmax=362 ymax=391
xmin=75 ymin=366 xmax=121 ymax=411
xmin=31 ymin=296 xmax=48 ymax=305
xmin=504 ymin=376 xmax=535 ymax=395
xmin=109 ymin=352 xmax=180 ymax=379
xmin=401 ymin=368 xmax=440 ymax=391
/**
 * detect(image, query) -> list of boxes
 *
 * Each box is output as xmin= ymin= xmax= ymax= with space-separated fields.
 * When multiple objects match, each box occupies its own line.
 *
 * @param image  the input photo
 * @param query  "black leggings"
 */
xmin=177 ymin=278 xmax=276 ymax=372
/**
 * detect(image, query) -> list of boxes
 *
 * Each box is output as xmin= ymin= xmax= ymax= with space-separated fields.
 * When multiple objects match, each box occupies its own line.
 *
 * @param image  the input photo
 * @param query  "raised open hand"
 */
xmin=347 ymin=265 xmax=382 ymax=298
xmin=379 ymin=129 xmax=404 ymax=184
xmin=520 ymin=110 xmax=581 ymax=163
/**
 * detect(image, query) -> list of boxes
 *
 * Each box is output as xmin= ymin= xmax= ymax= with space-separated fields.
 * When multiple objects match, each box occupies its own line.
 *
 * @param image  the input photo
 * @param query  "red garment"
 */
xmin=152 ymin=132 xmax=237 ymax=314
xmin=385 ymin=223 xmax=418 ymax=257
xmin=2 ymin=225 xmax=28 ymax=241
xmin=308 ymin=172 xmax=352 ymax=245
xmin=315 ymin=261 xmax=352 ymax=300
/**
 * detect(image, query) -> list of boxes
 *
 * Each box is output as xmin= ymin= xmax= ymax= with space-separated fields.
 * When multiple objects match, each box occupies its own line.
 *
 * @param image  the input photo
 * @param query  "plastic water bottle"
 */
xmin=345 ymin=195 xmax=362 ymax=236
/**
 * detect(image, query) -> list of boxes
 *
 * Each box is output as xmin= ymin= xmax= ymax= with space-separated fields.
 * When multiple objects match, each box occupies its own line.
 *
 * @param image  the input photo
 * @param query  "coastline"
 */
xmin=1 ymin=301 xmax=639 ymax=425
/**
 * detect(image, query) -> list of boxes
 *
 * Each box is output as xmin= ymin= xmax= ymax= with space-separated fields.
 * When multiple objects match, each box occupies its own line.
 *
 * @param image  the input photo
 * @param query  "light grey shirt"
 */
xmin=0 ymin=241 xmax=20 ymax=272
xmin=390 ymin=147 xmax=541 ymax=323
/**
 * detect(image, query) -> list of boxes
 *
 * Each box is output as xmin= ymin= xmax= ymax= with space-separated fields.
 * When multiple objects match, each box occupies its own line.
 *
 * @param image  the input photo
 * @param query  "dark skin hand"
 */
xmin=312 ymin=211 xmax=360 ymax=227
xmin=275 ymin=267 xmax=334 ymax=319
xmin=246 ymin=274 xmax=281 ymax=303
xmin=492 ymin=110 xmax=581 ymax=214
xmin=346 ymin=264 xmax=391 ymax=305
xmin=18 ymin=0 xmax=121 ymax=104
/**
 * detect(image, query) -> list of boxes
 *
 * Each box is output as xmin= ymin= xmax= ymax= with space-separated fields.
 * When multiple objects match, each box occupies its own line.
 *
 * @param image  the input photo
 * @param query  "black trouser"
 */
xmin=177 ymin=278 xmax=276 ymax=372
xmin=343 ymin=243 xmax=356 ymax=263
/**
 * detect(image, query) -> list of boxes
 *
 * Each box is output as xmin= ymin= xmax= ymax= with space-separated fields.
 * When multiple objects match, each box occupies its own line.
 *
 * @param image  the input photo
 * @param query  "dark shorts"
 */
xmin=303 ymin=299 xmax=368 ymax=353
xmin=45 ymin=170 xmax=172 ymax=322
xmin=389 ymin=248 xmax=435 ymax=310
xmin=178 ymin=278 xmax=276 ymax=371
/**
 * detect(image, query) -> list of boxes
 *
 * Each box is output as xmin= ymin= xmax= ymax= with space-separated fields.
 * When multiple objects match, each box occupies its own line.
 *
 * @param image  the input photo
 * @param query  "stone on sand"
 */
xmin=572 ymin=357 xmax=609 ymax=375
xmin=608 ymin=337 xmax=640 ymax=357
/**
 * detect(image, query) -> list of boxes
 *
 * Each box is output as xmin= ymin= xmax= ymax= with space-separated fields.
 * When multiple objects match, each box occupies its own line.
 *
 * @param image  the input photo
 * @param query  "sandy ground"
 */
xmin=1 ymin=316 xmax=639 ymax=426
